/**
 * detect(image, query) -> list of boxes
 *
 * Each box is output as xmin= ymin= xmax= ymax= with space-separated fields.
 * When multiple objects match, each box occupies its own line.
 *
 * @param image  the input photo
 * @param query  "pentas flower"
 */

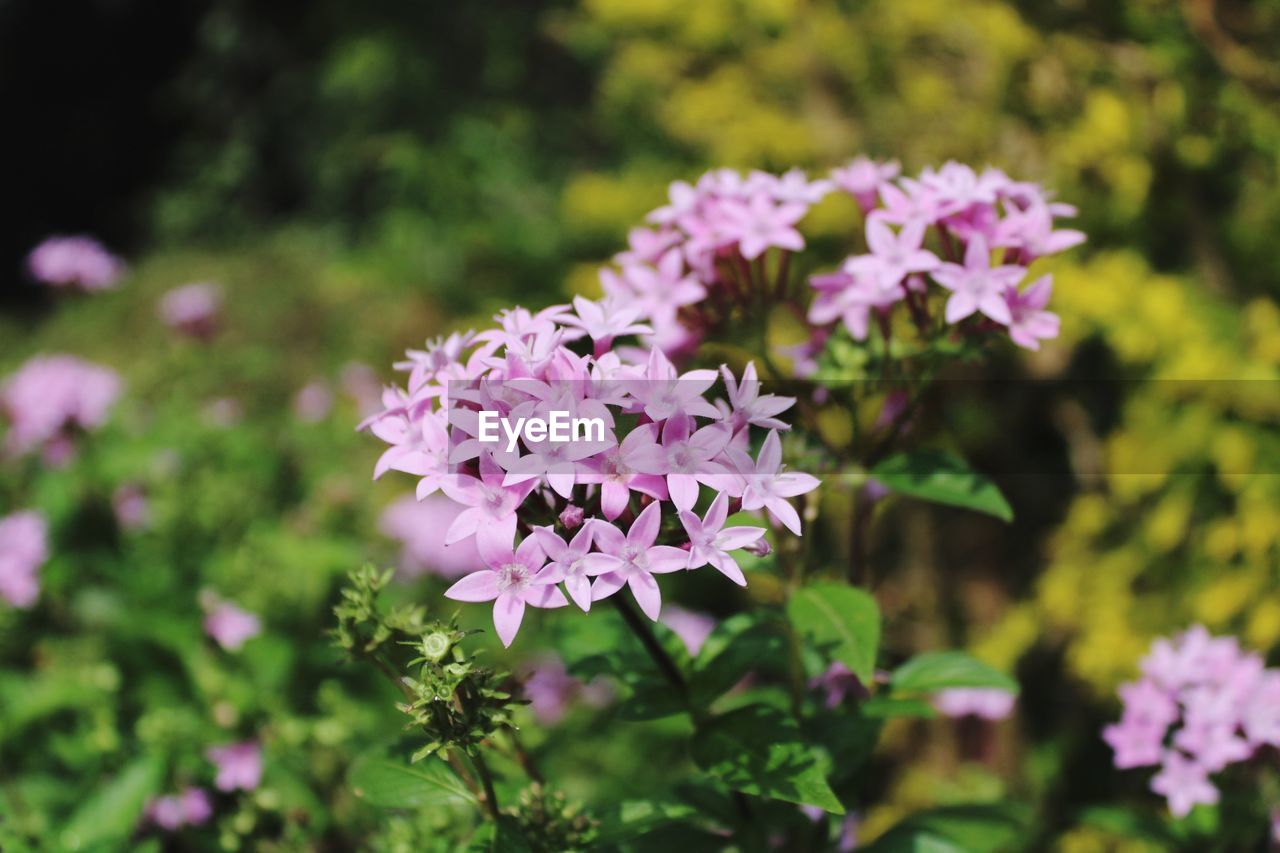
xmin=726 ymin=430 xmax=820 ymax=535
xmin=203 ymin=597 xmax=262 ymax=652
xmin=585 ymin=503 xmax=690 ymax=621
xmin=1105 ymin=626 xmax=1280 ymax=819
xmin=933 ymin=688 xmax=1016 ymax=721
xmin=520 ymin=655 xmax=612 ymax=725
xmin=718 ymin=362 xmax=795 ymax=432
xmin=444 ymin=532 xmax=567 ymax=647
xmin=1 ymin=355 xmax=122 ymax=461
xmin=533 ymin=523 xmax=599 ymax=612
xmin=931 ymin=234 xmax=1024 ymax=325
xmin=678 ymin=493 xmax=766 ymax=586
xmin=441 ymin=453 xmax=538 ymax=552
xmin=145 ymin=788 xmax=213 ymax=832
xmin=159 ymin=282 xmax=222 ymax=339
xmin=1004 ymin=276 xmax=1060 ymax=351
xmin=863 ymin=217 xmax=939 ymax=289
xmin=27 ymin=235 xmax=124 ymax=291
xmin=660 ymin=606 xmax=717 ymax=656
xmin=0 ymin=510 xmax=48 ymax=608
xmin=207 ymin=741 xmax=263 ymax=792
xmin=831 ymin=157 xmax=901 ymax=211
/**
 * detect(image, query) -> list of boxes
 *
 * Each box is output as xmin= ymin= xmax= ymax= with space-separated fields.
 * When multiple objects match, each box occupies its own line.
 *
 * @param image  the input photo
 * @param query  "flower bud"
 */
xmin=559 ymin=504 xmax=585 ymax=530
xmin=743 ymin=537 xmax=772 ymax=558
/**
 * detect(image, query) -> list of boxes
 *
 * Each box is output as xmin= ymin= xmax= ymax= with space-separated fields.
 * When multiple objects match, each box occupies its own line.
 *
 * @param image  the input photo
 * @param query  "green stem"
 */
xmin=468 ymin=747 xmax=501 ymax=819
xmin=609 ymin=596 xmax=689 ymax=701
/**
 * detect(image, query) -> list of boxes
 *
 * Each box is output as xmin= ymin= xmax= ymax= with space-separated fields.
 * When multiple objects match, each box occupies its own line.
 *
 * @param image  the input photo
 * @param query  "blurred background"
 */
xmin=3 ymin=0 xmax=1280 ymax=848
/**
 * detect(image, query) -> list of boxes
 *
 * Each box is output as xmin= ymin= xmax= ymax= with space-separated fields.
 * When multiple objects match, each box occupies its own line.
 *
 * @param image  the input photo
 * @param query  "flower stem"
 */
xmin=468 ymin=747 xmax=501 ymax=819
xmin=609 ymin=595 xmax=688 ymax=699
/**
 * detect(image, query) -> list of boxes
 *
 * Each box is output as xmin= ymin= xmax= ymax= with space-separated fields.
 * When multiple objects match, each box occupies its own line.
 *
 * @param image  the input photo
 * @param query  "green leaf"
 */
xmin=59 ymin=755 xmax=163 ymax=850
xmin=861 ymin=803 xmax=1029 ymax=853
xmin=691 ymin=611 xmax=789 ymax=707
xmin=691 ymin=704 xmax=844 ymax=814
xmin=871 ymin=451 xmax=1013 ymax=522
xmin=891 ymin=651 xmax=1018 ymax=695
xmin=348 ymin=751 xmax=478 ymax=809
xmin=860 ymin=696 xmax=938 ymax=719
xmin=786 ymin=583 xmax=880 ymax=681
xmin=594 ymin=800 xmax=701 ymax=843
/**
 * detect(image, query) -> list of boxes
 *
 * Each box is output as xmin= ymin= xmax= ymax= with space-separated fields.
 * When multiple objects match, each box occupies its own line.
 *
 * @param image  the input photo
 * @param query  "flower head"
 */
xmin=27 ymin=235 xmax=124 ymax=290
xmin=207 ymin=740 xmax=263 ymax=792
xmin=0 ymin=510 xmax=48 ymax=608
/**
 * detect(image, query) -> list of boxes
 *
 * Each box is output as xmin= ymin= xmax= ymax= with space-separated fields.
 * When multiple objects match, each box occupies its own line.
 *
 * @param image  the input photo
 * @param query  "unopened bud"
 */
xmin=743 ymin=536 xmax=772 ymax=558
xmin=559 ymin=504 xmax=585 ymax=530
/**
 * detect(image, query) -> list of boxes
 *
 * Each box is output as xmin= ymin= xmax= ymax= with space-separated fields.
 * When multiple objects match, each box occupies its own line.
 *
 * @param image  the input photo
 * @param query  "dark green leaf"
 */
xmin=891 ymin=651 xmax=1018 ymax=695
xmin=594 ymin=800 xmax=701 ymax=843
xmin=348 ymin=751 xmax=477 ymax=809
xmin=872 ymin=452 xmax=1013 ymax=522
xmin=691 ymin=611 xmax=789 ymax=707
xmin=691 ymin=704 xmax=844 ymax=814
xmin=787 ymin=583 xmax=880 ymax=681
xmin=862 ymin=803 xmax=1030 ymax=853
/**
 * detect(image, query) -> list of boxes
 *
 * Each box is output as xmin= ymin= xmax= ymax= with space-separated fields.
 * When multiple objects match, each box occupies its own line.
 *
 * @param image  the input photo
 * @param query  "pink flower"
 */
xmin=657 ymin=414 xmax=733 ymax=511
xmin=1004 ymin=275 xmax=1060 ymax=350
xmin=810 ymin=662 xmax=866 ymax=709
xmin=560 ymin=296 xmax=652 ymax=355
xmin=379 ymin=495 xmax=485 ymax=579
xmin=1150 ymin=751 xmax=1219 ymax=818
xmin=931 ymin=234 xmax=1024 ymax=325
xmin=112 ymin=484 xmax=151 ymax=531
xmin=203 ymin=598 xmax=262 ymax=651
xmin=27 ymin=235 xmax=124 ymax=291
xmin=770 ymin=168 xmax=833 ymax=205
xmin=933 ymin=687 xmax=1016 ymax=721
xmin=520 ymin=655 xmax=611 ymax=725
xmin=660 ymin=606 xmax=716 ymax=656
xmin=584 ymin=503 xmax=690 ymax=620
xmin=0 ymin=510 xmax=48 ymax=608
xmin=863 ymin=217 xmax=939 ymax=289
xmin=578 ymin=424 xmax=669 ymax=520
xmin=367 ymin=400 xmax=452 ymax=499
xmin=831 ymin=157 xmax=900 ymax=211
xmin=293 ymin=381 xmax=334 ymax=423
xmin=207 ymin=740 xmax=263 ymax=792
xmin=532 ymin=523 xmax=600 ymax=612
xmin=725 ymin=430 xmax=820 ymax=535
xmin=678 ymin=493 xmax=766 ymax=586
xmin=159 ymin=282 xmax=222 ymax=339
xmin=625 ymin=348 xmax=720 ymax=423
xmin=145 ymin=787 xmax=213 ymax=831
xmin=441 ymin=453 xmax=537 ymax=552
xmin=993 ymin=200 xmax=1086 ymax=260
xmin=444 ymin=532 xmax=567 ymax=647
xmin=718 ymin=362 xmax=794 ymax=433
xmin=718 ymin=193 xmax=806 ymax=260
xmin=1 ymin=355 xmax=122 ymax=459
xmin=1103 ymin=719 xmax=1166 ymax=769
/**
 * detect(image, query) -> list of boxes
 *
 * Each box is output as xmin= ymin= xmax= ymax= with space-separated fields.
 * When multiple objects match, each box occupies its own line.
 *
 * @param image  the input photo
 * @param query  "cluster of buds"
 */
xmin=1 ymin=354 xmax=122 ymax=463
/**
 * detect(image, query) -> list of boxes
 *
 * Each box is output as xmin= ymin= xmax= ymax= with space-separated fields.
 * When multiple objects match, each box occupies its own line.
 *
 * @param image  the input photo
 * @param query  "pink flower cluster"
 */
xmin=159 ymin=282 xmax=222 ymax=340
xmin=0 ymin=510 xmax=48 ymax=608
xmin=810 ymin=159 xmax=1081 ymax=351
xmin=596 ymin=160 xmax=1081 ymax=362
xmin=601 ymin=167 xmax=829 ymax=356
xmin=362 ymin=304 xmax=819 ymax=646
xmin=27 ymin=235 xmax=125 ymax=291
xmin=1 ymin=354 xmax=122 ymax=462
xmin=1104 ymin=626 xmax=1280 ymax=818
